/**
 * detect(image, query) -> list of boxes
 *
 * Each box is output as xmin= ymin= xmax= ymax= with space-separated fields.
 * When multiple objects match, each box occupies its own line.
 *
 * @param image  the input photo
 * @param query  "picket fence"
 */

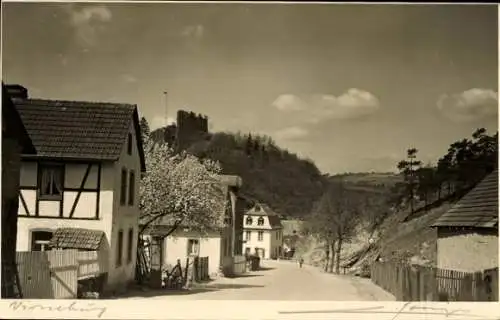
xmin=371 ymin=261 xmax=498 ymax=301
xmin=16 ymin=250 xmax=107 ymax=299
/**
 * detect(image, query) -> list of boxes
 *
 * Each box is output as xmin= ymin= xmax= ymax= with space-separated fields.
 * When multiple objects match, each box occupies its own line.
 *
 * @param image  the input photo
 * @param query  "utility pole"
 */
xmin=163 ymin=91 xmax=168 ymax=144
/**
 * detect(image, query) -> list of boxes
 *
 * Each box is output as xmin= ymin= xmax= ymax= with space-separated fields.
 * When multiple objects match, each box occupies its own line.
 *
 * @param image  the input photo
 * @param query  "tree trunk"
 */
xmin=335 ymin=237 xmax=342 ymax=274
xmin=328 ymin=240 xmax=335 ymax=273
xmin=324 ymin=248 xmax=329 ymax=272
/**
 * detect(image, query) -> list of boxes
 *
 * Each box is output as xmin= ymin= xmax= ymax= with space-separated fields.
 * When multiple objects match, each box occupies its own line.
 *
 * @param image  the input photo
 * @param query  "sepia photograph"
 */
xmin=1 ymin=0 xmax=498 ymax=315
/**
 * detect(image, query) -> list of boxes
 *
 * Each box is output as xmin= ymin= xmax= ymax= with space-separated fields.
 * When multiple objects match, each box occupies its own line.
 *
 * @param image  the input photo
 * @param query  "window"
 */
xmin=127 ymin=133 xmax=133 ymax=155
xmin=276 ymin=231 xmax=279 ymax=240
xmin=245 ymin=216 xmax=253 ymax=225
xmin=120 ymin=168 xmax=127 ymax=205
xmin=128 ymin=171 xmax=135 ymax=206
xmin=187 ymin=239 xmax=199 ymax=255
xmin=116 ymin=230 xmax=123 ymax=267
xmin=258 ymin=231 xmax=264 ymax=241
xmin=31 ymin=231 xmax=53 ymax=251
xmin=38 ymin=165 xmax=63 ymax=200
xmin=127 ymin=228 xmax=134 ymax=263
xmin=245 ymin=247 xmax=251 ymax=255
xmin=257 ymin=217 xmax=265 ymax=226
xmin=245 ymin=231 xmax=251 ymax=241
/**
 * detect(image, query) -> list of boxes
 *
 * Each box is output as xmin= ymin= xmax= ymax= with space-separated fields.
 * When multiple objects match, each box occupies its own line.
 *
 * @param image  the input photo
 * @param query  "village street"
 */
xmin=122 ymin=260 xmax=395 ymax=300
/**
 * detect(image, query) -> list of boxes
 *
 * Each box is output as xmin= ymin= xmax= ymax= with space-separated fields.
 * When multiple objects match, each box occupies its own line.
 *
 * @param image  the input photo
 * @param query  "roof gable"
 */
xmin=245 ymin=203 xmax=283 ymax=229
xmin=432 ymin=170 xmax=498 ymax=228
xmin=13 ymin=96 xmax=146 ymax=171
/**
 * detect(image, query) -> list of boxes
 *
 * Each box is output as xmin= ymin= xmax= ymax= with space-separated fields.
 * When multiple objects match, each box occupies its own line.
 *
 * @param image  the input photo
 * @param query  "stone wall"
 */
xmin=175 ymin=110 xmax=209 ymax=151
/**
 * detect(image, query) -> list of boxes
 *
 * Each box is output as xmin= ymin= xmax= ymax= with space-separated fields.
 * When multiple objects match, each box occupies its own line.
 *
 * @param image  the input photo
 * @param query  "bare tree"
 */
xmin=307 ymin=179 xmax=363 ymax=274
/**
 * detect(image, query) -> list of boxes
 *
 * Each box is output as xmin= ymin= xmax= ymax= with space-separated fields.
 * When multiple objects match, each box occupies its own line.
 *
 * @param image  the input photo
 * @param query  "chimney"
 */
xmin=5 ymin=84 xmax=28 ymax=99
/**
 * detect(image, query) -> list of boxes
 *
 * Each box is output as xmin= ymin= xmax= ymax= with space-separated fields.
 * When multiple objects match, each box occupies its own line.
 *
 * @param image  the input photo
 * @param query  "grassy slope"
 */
xmin=295 ymin=172 xmax=457 ymax=272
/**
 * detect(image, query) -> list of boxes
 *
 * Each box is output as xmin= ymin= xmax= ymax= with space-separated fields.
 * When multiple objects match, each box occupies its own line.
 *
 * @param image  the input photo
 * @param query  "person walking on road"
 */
xmin=298 ymin=257 xmax=304 ymax=268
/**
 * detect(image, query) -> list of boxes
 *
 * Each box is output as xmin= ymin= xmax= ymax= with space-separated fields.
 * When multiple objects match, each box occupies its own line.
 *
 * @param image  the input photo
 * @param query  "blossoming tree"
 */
xmin=139 ymin=139 xmax=226 ymax=238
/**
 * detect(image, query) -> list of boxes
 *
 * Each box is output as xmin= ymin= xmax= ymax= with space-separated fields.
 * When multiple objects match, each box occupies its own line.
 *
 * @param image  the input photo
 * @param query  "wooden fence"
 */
xmin=77 ymin=250 xmax=108 ymax=280
xmin=222 ymin=255 xmax=247 ymax=276
xmin=16 ymin=250 xmax=106 ymax=299
xmin=371 ymin=261 xmax=498 ymax=301
xmin=193 ymin=256 xmax=209 ymax=282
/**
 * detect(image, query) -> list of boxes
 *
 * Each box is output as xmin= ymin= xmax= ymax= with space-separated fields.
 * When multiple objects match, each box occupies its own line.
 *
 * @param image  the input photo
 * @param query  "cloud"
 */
xmin=150 ymin=115 xmax=176 ymax=131
xmin=272 ymin=88 xmax=380 ymax=123
xmin=273 ymin=126 xmax=309 ymax=141
xmin=181 ymin=25 xmax=204 ymax=39
xmin=272 ymin=94 xmax=307 ymax=111
xmin=65 ymin=5 xmax=112 ymax=46
xmin=437 ymin=88 xmax=498 ymax=123
xmin=122 ymin=74 xmax=137 ymax=83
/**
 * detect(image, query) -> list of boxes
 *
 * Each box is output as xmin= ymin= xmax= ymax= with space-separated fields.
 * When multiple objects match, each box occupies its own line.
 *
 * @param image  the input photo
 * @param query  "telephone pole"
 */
xmin=163 ymin=91 xmax=168 ymax=144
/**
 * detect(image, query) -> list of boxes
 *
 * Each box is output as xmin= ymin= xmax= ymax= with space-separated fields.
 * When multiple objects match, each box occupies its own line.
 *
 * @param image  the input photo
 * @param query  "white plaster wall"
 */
xmin=437 ymin=229 xmax=498 ymax=272
xmin=18 ymin=162 xmax=104 ymax=219
xmin=107 ymin=121 xmax=142 ymax=291
xmin=243 ymin=214 xmax=273 ymax=230
xmin=244 ymin=230 xmax=273 ymax=259
xmin=269 ymin=229 xmax=283 ymax=259
xmin=17 ymin=162 xmax=114 ymax=252
xmin=165 ymin=231 xmax=222 ymax=276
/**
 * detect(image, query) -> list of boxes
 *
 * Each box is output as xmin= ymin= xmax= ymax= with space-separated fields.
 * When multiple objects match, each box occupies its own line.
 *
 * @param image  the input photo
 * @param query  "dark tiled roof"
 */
xmin=13 ymin=97 xmax=146 ymax=171
xmin=432 ymin=170 xmax=498 ymax=228
xmin=268 ymin=215 xmax=283 ymax=229
xmin=246 ymin=203 xmax=283 ymax=229
xmin=246 ymin=203 xmax=276 ymax=216
xmin=2 ymin=84 xmax=36 ymax=154
xmin=49 ymin=228 xmax=104 ymax=250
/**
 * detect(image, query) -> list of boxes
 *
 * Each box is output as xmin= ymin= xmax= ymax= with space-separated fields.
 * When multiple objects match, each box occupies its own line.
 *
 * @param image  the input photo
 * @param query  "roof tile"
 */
xmin=432 ymin=170 xmax=498 ymax=228
xmin=49 ymin=228 xmax=105 ymax=250
xmin=13 ymin=98 xmax=138 ymax=163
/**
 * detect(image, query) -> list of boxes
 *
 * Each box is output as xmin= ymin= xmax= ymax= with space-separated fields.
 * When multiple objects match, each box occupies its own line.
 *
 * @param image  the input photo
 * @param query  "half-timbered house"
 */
xmin=9 ymin=85 xmax=146 ymax=292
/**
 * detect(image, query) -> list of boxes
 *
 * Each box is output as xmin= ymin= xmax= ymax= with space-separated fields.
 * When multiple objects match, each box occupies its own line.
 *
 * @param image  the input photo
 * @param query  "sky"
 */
xmin=2 ymin=2 xmax=498 ymax=174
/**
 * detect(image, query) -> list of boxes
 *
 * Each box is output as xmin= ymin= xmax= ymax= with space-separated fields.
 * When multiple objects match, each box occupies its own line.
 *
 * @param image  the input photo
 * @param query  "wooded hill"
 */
xmin=149 ymin=128 xmax=327 ymax=218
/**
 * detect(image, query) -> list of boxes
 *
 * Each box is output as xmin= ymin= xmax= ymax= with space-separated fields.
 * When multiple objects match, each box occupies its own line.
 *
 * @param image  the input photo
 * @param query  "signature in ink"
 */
xmin=279 ymin=301 xmax=495 ymax=320
xmin=9 ymin=301 xmax=107 ymax=318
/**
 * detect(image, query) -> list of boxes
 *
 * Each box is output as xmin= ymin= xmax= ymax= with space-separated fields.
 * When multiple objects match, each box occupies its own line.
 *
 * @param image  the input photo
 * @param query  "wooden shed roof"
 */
xmin=432 ymin=170 xmax=498 ymax=228
xmin=50 ymin=228 xmax=105 ymax=250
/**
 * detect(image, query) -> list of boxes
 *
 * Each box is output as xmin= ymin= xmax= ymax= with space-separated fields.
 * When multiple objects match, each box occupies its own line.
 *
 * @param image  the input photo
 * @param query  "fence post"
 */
xmin=428 ymin=267 xmax=438 ymax=301
xmin=403 ymin=265 xmax=411 ymax=301
xmin=398 ymin=265 xmax=406 ymax=301
xmin=418 ymin=266 xmax=427 ymax=301
xmin=461 ymin=274 xmax=473 ymax=301
xmin=411 ymin=266 xmax=418 ymax=301
xmin=472 ymin=272 xmax=483 ymax=301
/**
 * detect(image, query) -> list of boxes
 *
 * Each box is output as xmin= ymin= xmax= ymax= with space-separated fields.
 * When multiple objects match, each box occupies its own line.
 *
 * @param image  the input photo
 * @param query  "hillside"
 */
xmin=150 ymin=128 xmax=327 ymax=218
xmin=294 ymin=173 xmax=472 ymax=273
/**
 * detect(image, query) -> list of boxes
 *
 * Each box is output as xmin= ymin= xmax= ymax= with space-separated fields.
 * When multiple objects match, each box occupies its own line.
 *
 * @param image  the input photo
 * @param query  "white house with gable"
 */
xmin=10 ymin=85 xmax=146 ymax=293
xmin=242 ymin=203 xmax=283 ymax=260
